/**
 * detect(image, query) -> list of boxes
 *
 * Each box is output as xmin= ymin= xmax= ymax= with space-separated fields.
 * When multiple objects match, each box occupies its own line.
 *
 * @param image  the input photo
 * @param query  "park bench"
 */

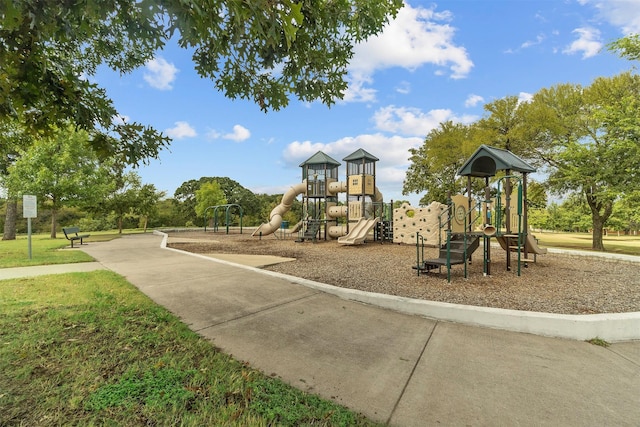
xmin=62 ymin=227 xmax=90 ymax=248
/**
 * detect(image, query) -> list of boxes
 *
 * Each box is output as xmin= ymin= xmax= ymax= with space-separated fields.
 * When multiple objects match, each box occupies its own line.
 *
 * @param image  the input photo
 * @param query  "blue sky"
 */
xmin=97 ymin=0 xmax=639 ymax=206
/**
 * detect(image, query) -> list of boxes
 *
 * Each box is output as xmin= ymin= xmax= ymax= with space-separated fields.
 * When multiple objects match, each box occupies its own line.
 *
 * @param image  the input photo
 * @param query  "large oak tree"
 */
xmin=1 ymin=0 xmax=402 ymax=163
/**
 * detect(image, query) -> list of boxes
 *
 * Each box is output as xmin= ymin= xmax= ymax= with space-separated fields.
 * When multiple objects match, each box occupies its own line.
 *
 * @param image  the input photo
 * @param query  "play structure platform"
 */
xmin=414 ymin=233 xmax=481 ymax=275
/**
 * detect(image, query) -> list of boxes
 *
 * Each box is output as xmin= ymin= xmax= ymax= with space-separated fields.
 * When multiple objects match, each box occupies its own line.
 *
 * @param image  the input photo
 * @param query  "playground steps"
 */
xmin=375 ymin=220 xmax=393 ymax=242
xmin=416 ymin=234 xmax=481 ymax=274
xmin=296 ymin=220 xmax=321 ymax=242
xmin=497 ymin=233 xmax=542 ymax=263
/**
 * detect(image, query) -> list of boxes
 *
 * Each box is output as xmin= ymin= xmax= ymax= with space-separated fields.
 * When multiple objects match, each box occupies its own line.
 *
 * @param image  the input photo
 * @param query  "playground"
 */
xmin=181 ymin=146 xmax=639 ymax=315
xmin=167 ymin=230 xmax=640 ymax=315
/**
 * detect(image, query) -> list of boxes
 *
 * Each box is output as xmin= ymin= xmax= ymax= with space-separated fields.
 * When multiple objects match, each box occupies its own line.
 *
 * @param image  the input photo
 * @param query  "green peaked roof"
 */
xmin=343 ymin=148 xmax=379 ymax=162
xmin=457 ymin=145 xmax=536 ymax=177
xmin=299 ymin=151 xmax=341 ymax=167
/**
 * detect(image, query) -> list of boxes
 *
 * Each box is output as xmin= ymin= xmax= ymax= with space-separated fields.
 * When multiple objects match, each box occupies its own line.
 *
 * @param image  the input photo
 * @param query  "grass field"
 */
xmin=0 ymin=232 xmax=379 ymax=426
xmin=535 ymin=231 xmax=640 ymax=256
xmin=0 ymin=231 xmax=126 ymax=268
xmin=0 ymin=271 xmax=376 ymax=426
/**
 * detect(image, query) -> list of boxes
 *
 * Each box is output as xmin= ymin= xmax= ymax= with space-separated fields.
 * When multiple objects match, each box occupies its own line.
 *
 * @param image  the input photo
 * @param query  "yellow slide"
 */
xmin=252 ymin=181 xmax=307 ymax=237
xmin=337 ymin=218 xmax=379 ymax=245
xmin=496 ymin=229 xmax=547 ymax=255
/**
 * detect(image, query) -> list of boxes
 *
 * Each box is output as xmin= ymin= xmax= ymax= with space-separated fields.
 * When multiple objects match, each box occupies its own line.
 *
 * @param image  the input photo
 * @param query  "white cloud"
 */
xmin=165 ymin=121 xmax=197 ymax=139
xmin=521 ymin=34 xmax=546 ymax=49
xmin=144 ymin=57 xmax=179 ymax=90
xmin=518 ymin=92 xmax=534 ymax=104
xmin=563 ymin=27 xmax=603 ymax=59
xmin=505 ymin=33 xmax=547 ymax=55
xmin=395 ymin=81 xmax=411 ymax=94
xmin=223 ymin=125 xmax=251 ymax=142
xmin=284 ymin=133 xmax=422 ymax=175
xmin=580 ymin=0 xmax=640 ymax=34
xmin=206 ymin=129 xmax=221 ymax=140
xmin=282 ymin=133 xmax=423 ymax=199
xmin=464 ymin=94 xmax=484 ymax=108
xmin=372 ymin=105 xmax=477 ymax=137
xmin=280 ymin=101 xmax=483 ymax=201
xmin=341 ymin=73 xmax=377 ymax=103
xmin=344 ymin=3 xmax=473 ymax=103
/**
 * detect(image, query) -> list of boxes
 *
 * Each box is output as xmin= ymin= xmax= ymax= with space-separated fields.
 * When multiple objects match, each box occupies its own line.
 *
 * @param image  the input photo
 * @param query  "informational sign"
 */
xmin=23 ymin=195 xmax=37 ymax=260
xmin=23 ymin=194 xmax=37 ymax=218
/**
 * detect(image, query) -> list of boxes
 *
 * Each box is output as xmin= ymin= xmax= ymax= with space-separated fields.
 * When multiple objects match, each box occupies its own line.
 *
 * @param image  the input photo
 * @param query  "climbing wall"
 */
xmin=393 ymin=201 xmax=447 ymax=246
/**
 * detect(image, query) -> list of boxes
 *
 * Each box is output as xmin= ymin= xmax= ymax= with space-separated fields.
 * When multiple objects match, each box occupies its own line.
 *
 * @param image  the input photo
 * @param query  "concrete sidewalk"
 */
xmin=24 ymin=233 xmax=639 ymax=426
xmin=0 ymin=261 xmax=105 ymax=280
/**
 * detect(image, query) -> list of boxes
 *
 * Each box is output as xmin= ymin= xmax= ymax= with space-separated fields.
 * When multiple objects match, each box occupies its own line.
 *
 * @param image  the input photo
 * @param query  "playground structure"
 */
xmin=203 ymin=204 xmax=243 ymax=234
xmin=251 ymin=144 xmax=547 ymax=281
xmin=252 ymin=149 xmax=387 ymax=245
xmin=392 ymin=201 xmax=447 ymax=245
xmin=414 ymin=144 xmax=547 ymax=280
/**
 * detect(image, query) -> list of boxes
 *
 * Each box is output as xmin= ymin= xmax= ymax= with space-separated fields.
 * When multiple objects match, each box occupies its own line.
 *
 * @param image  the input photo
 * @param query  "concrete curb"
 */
xmin=155 ymin=231 xmax=640 ymax=342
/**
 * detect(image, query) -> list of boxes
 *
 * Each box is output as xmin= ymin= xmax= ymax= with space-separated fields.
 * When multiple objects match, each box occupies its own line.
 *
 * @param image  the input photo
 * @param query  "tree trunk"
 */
xmin=50 ymin=207 xmax=57 ymax=239
xmin=3 ymin=198 xmax=17 ymax=240
xmin=143 ymin=216 xmax=148 ymax=233
xmin=591 ymin=215 xmax=605 ymax=251
xmin=118 ymin=216 xmax=123 ymax=234
xmin=586 ymin=192 xmax=613 ymax=252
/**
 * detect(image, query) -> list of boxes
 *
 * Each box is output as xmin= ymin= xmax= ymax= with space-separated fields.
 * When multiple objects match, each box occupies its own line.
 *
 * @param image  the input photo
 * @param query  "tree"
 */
xmin=4 ymin=126 xmax=109 ymax=238
xmin=475 ymin=95 xmax=536 ymax=157
xmin=526 ymin=181 xmax=548 ymax=209
xmin=99 ymin=170 xmax=148 ymax=234
xmin=134 ymin=184 xmax=166 ymax=232
xmin=608 ymin=33 xmax=640 ymax=62
xmin=211 ymin=177 xmax=261 ymax=218
xmin=1 ymin=0 xmax=402 ymax=158
xmin=529 ymin=72 xmax=640 ymax=250
xmin=403 ymin=121 xmax=478 ymax=204
xmin=610 ymin=192 xmax=640 ymax=233
xmin=195 ymin=182 xmax=227 ymax=226
xmin=0 ymin=120 xmax=26 ymax=240
xmin=174 ymin=177 xmax=264 ymax=226
xmin=154 ymin=199 xmax=183 ymax=228
xmin=404 ymin=95 xmax=544 ymax=206
xmin=173 ymin=179 xmax=204 ymax=226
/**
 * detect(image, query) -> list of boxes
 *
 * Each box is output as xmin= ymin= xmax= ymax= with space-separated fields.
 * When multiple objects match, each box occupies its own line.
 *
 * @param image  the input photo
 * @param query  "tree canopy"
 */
xmin=403 ymin=64 xmax=640 ymax=250
xmin=1 ymin=0 xmax=402 ymax=164
xmin=608 ymin=33 xmax=640 ymax=62
xmin=3 ymin=125 xmax=110 ymax=237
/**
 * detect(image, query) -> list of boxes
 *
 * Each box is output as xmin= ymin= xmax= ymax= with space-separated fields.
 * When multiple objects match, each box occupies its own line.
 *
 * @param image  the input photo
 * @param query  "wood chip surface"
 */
xmin=167 ymin=231 xmax=640 ymax=315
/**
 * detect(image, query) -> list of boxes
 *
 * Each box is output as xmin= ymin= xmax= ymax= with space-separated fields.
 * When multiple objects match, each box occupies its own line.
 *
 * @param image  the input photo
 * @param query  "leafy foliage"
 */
xmin=4 ymin=126 xmax=110 ymax=237
xmin=0 ymin=270 xmax=379 ymax=426
xmin=403 ymin=63 xmax=640 ymax=250
xmin=174 ymin=177 xmax=264 ymax=226
xmin=530 ymin=72 xmax=640 ymax=249
xmin=403 ymin=121 xmax=478 ymax=204
xmin=607 ymin=33 xmax=640 ymax=62
xmin=195 ymin=181 xmax=228 ymax=217
xmin=1 ymin=0 xmax=402 ymax=164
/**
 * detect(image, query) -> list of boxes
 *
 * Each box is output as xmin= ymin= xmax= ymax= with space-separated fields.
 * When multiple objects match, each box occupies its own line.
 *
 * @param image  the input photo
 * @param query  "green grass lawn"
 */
xmin=0 ymin=231 xmax=128 ymax=268
xmin=535 ymin=231 xmax=640 ymax=256
xmin=0 ymin=232 xmax=379 ymax=426
xmin=0 ymin=271 xmax=378 ymax=426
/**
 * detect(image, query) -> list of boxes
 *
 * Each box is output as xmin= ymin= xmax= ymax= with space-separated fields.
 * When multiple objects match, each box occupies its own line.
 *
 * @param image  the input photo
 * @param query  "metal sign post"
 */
xmin=23 ymin=195 xmax=37 ymax=260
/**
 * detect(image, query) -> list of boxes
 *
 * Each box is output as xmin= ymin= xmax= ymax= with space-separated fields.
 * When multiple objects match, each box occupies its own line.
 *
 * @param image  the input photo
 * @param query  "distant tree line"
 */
xmin=0 ymin=128 xmax=303 ymax=234
xmin=403 ymin=34 xmax=640 ymax=250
